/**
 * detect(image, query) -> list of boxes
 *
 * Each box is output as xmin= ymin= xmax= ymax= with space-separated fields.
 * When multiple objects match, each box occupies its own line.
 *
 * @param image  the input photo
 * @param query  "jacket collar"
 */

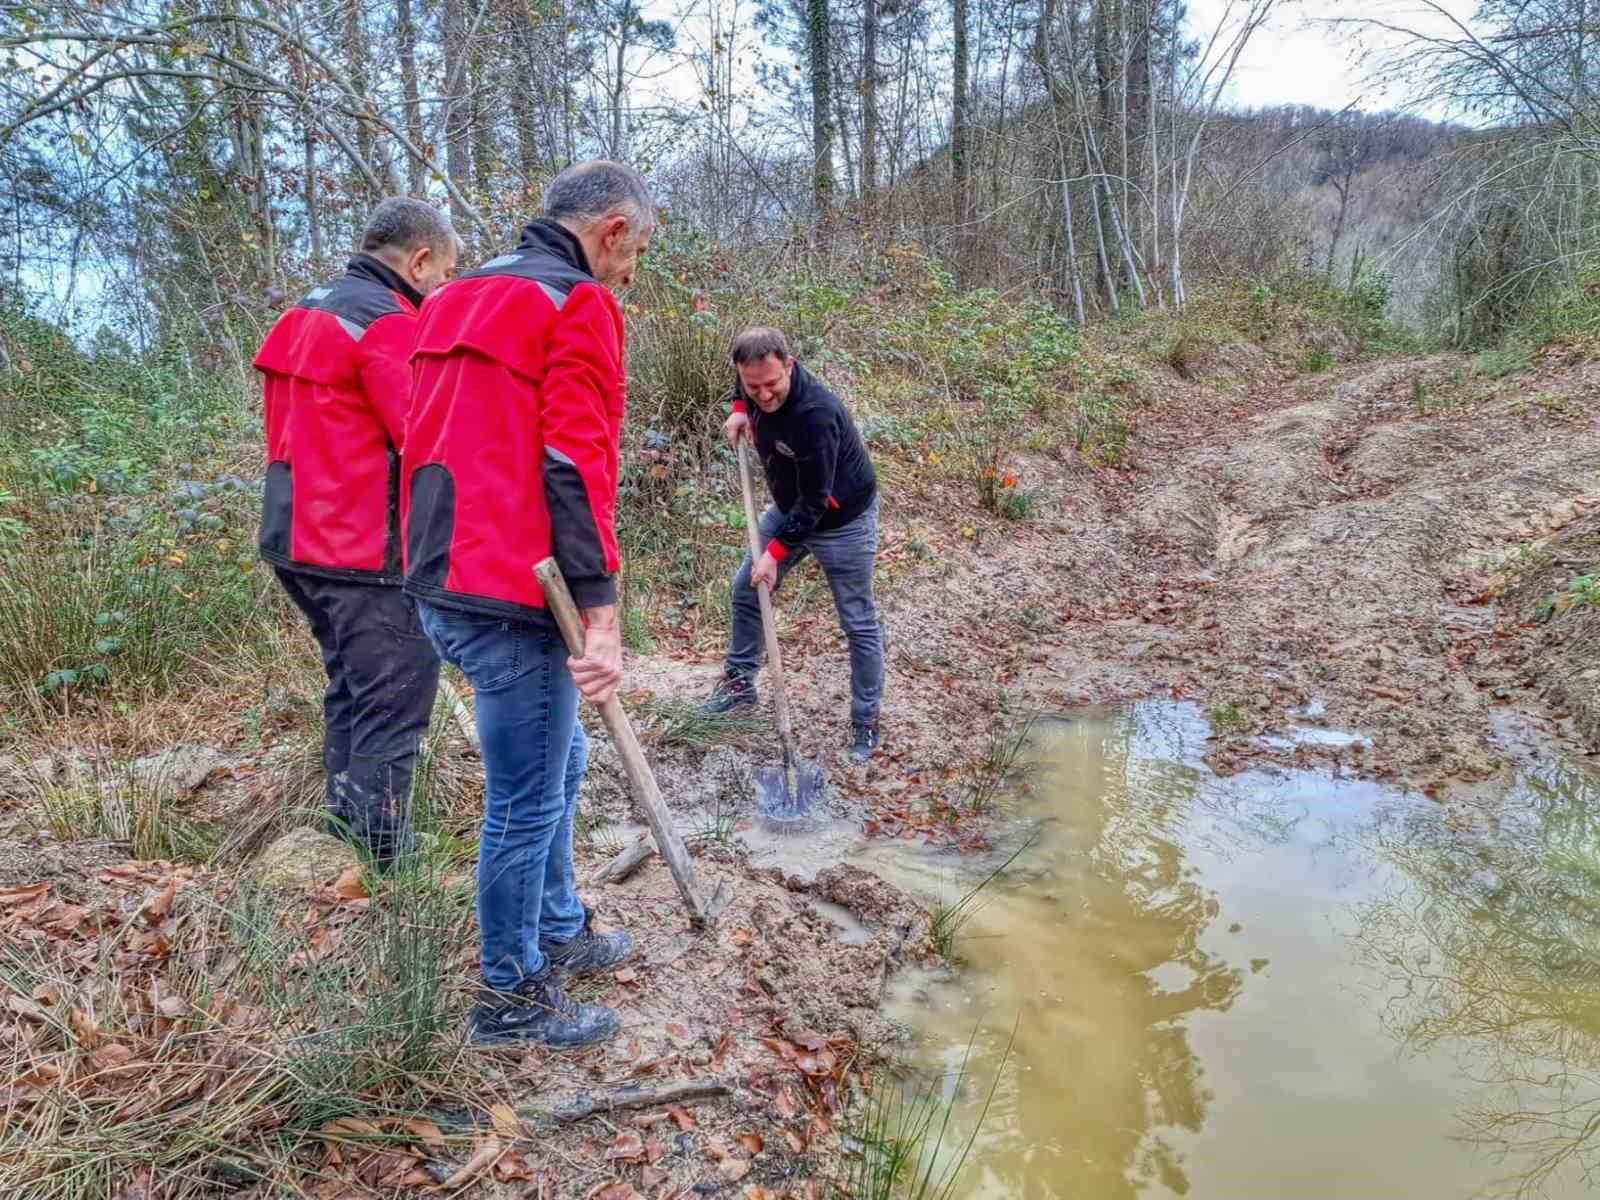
xmin=347 ymin=253 xmax=423 ymax=309
xmin=517 ymin=218 xmax=595 ymax=279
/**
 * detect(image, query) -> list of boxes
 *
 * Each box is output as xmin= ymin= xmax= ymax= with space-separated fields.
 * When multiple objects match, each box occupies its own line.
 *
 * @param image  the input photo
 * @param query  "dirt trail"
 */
xmin=1024 ymin=352 xmax=1600 ymax=788
xmin=621 ymin=348 xmax=1600 ymax=814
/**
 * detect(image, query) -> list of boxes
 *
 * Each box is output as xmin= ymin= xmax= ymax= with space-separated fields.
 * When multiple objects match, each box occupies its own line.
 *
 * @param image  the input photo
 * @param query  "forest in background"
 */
xmin=3 ymin=0 xmax=1600 ymax=357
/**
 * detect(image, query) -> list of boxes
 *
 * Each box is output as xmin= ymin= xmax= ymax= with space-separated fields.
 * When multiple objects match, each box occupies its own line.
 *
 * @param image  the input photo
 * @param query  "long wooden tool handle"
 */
xmin=534 ymin=558 xmax=708 ymax=926
xmin=736 ymin=438 xmax=800 ymax=765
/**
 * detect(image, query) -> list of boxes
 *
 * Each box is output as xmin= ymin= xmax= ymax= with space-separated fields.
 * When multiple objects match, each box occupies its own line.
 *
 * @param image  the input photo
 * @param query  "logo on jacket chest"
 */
xmin=773 ymin=440 xmax=796 ymax=458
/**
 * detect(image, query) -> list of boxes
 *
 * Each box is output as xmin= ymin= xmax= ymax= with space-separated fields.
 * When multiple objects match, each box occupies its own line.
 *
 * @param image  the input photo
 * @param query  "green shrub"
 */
xmin=1301 ymin=346 xmax=1335 ymax=374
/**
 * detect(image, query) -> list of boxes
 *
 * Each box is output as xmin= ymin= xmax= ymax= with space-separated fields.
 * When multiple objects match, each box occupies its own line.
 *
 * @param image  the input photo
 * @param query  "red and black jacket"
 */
xmin=731 ymin=362 xmax=877 ymax=562
xmin=254 ymin=255 xmax=422 ymax=582
xmin=401 ymin=219 xmax=624 ymax=622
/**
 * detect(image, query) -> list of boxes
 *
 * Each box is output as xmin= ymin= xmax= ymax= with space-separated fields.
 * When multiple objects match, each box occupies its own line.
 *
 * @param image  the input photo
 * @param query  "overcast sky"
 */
xmin=1196 ymin=0 xmax=1481 ymax=114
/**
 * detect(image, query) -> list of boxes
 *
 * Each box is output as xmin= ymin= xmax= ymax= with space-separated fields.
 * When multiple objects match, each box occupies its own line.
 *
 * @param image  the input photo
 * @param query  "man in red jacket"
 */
xmin=403 ymin=161 xmax=651 ymax=1048
xmin=255 ymin=198 xmax=459 ymax=866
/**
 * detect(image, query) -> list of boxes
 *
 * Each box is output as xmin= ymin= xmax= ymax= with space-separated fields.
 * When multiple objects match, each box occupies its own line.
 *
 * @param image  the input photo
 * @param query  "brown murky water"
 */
xmin=864 ymin=702 xmax=1600 ymax=1200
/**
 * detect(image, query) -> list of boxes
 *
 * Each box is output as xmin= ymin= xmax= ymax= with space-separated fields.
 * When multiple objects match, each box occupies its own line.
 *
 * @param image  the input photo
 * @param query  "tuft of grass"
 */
xmin=929 ymin=833 xmax=1036 ymax=960
xmin=26 ymin=759 xmax=216 ymax=862
xmin=962 ymin=716 xmax=1037 ymax=815
xmin=637 ymin=696 xmax=762 ymax=748
xmin=848 ymin=1027 xmax=1013 ymax=1200
xmin=1208 ymin=701 xmax=1249 ymax=735
xmin=1472 ymin=345 xmax=1533 ymax=379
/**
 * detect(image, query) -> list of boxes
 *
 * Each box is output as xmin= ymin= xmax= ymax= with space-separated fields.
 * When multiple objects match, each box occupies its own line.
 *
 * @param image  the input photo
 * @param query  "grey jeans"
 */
xmin=727 ymin=496 xmax=885 ymax=726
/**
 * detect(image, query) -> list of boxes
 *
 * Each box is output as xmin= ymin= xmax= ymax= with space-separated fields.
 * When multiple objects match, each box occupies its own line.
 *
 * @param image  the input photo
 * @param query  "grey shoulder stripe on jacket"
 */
xmin=538 ymin=280 xmax=570 ymax=310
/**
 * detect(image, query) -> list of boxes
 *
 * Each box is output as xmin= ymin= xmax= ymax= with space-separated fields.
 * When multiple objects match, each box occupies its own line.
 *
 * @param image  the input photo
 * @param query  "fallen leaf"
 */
xmin=156 ymin=995 xmax=190 ymax=1019
xmin=669 ymin=1105 xmax=698 ymax=1131
xmin=633 ymin=1109 xmax=671 ymax=1128
xmin=141 ymin=881 xmax=176 ymax=926
xmin=729 ymin=927 xmax=755 ymax=949
xmin=68 ymin=1006 xmax=103 ymax=1048
xmin=433 ymin=1135 xmax=501 ymax=1191
xmin=718 ymin=1158 xmax=751 ymax=1182
xmin=738 ymin=1132 xmax=764 ymax=1156
xmin=614 ymin=966 xmax=638 ymax=984
xmin=489 ymin=1102 xmax=521 ymax=1138
xmin=493 ymin=1149 xmax=535 ymax=1181
xmin=606 ymin=1132 xmax=646 ymax=1162
xmin=399 ymin=1117 xmax=446 ymax=1152
xmin=585 ymin=1182 xmax=643 ymax=1200
xmin=744 ymin=1188 xmax=782 ymax=1200
xmin=784 ymin=1130 xmax=805 ymax=1153
xmin=774 ymin=1089 xmax=799 ymax=1119
xmin=87 ymin=1042 xmax=135 ymax=1075
xmin=640 ymin=1165 xmax=668 ymax=1188
xmin=0 ymin=883 xmax=48 ymax=906
xmin=330 ymin=866 xmax=369 ymax=902
xmin=665 ymin=1021 xmax=690 ymax=1039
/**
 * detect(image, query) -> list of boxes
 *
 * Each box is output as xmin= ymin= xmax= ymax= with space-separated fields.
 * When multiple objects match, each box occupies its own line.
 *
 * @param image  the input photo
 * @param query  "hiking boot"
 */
xmin=542 ymin=906 xmax=636 ymax=980
xmin=850 ymin=721 xmax=882 ymax=762
xmin=469 ymin=975 xmax=621 ymax=1049
xmin=702 ymin=669 xmax=758 ymax=715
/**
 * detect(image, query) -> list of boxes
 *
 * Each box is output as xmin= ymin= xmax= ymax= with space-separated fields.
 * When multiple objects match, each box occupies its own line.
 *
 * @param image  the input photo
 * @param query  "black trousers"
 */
xmin=274 ymin=568 xmax=441 ymax=860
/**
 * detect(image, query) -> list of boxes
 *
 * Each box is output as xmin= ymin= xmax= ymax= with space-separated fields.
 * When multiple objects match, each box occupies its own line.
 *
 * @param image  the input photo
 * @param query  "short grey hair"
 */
xmin=360 ymin=198 xmax=458 ymax=257
xmin=541 ymin=160 xmax=655 ymax=234
xmin=731 ymin=327 xmax=791 ymax=366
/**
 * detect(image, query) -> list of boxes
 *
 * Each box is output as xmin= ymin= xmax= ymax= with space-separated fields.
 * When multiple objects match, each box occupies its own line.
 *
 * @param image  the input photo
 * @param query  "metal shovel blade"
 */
xmin=754 ymin=760 xmax=827 ymax=827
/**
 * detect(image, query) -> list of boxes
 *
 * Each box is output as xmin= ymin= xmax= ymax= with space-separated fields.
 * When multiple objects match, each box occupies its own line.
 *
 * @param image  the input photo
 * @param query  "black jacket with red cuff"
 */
xmin=731 ymin=362 xmax=877 ymax=562
xmin=401 ymin=219 xmax=624 ymax=621
xmin=254 ymin=254 xmax=422 ymax=582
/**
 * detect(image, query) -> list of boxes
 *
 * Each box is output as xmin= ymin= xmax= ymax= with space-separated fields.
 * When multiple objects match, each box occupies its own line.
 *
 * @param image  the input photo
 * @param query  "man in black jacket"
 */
xmin=703 ymin=327 xmax=885 ymax=760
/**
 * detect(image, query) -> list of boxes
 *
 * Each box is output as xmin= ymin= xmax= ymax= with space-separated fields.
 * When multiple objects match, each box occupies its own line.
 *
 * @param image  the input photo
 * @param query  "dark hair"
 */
xmin=541 ymin=160 xmax=655 ymax=232
xmin=360 ymin=198 xmax=458 ymax=257
xmin=731 ymin=327 xmax=791 ymax=366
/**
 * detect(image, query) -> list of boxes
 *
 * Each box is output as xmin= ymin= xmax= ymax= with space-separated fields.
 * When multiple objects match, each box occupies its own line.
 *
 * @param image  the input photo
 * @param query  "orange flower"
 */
xmin=1001 ymin=473 xmax=1019 ymax=488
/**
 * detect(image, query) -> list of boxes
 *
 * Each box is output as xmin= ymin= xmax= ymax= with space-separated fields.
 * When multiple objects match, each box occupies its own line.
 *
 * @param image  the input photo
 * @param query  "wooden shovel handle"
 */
xmin=534 ymin=558 xmax=708 ymax=926
xmin=735 ymin=438 xmax=800 ymax=763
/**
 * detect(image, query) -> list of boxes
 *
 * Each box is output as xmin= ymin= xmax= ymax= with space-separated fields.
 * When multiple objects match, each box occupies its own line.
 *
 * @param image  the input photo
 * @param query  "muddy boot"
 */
xmin=702 ymin=669 xmax=758 ymax=715
xmin=850 ymin=721 xmax=881 ymax=762
xmin=542 ymin=906 xmax=636 ymax=980
xmin=469 ymin=974 xmax=621 ymax=1049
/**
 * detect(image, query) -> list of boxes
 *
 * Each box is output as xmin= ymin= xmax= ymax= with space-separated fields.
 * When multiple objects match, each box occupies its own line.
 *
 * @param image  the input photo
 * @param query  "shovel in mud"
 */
xmin=736 ymin=435 xmax=826 ymax=825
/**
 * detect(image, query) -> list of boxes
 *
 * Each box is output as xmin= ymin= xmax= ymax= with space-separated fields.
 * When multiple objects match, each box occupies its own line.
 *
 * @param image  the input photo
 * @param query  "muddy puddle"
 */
xmin=855 ymin=701 xmax=1600 ymax=1200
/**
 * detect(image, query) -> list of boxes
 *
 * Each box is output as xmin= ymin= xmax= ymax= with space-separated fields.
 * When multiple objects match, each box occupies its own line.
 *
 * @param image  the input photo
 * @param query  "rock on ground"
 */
xmin=251 ymin=827 xmax=361 ymax=891
xmin=128 ymin=744 xmax=227 ymax=793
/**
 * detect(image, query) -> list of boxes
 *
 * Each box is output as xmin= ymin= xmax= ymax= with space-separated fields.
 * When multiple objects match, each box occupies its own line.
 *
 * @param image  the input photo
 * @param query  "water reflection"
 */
xmin=875 ymin=704 xmax=1243 ymax=1199
xmin=872 ymin=702 xmax=1600 ymax=1200
xmin=1346 ymin=762 xmax=1600 ymax=1198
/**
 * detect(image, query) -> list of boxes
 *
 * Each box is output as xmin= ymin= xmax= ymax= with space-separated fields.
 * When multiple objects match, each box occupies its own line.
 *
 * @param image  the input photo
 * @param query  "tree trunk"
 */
xmin=398 ymin=0 xmax=425 ymax=194
xmin=346 ymin=0 xmax=375 ymax=205
xmin=807 ymin=0 xmax=835 ymax=221
xmin=861 ymin=0 xmax=878 ymax=217
xmin=1326 ymin=177 xmax=1351 ymax=276
xmin=440 ymin=0 xmax=473 ymax=224
xmin=1034 ymin=0 xmax=1085 ymax=324
xmin=304 ymin=124 xmax=323 ymax=263
xmin=951 ymin=0 xmax=971 ymax=225
xmin=470 ymin=38 xmax=495 ymax=206
xmin=610 ymin=18 xmax=629 ymax=158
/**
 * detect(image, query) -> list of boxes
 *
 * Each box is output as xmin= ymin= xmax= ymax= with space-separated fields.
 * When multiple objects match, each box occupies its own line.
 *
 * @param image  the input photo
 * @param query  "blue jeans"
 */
xmin=415 ymin=602 xmax=587 ymax=990
xmin=728 ymin=497 xmax=885 ymax=726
